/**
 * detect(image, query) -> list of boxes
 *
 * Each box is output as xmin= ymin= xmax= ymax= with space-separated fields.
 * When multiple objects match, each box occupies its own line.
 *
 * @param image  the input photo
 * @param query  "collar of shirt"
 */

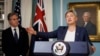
xmin=84 ymin=22 xmax=88 ymax=27
xmin=11 ymin=26 xmax=19 ymax=39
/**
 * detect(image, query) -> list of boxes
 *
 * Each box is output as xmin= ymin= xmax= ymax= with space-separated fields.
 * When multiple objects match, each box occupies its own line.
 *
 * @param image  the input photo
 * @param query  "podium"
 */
xmin=33 ymin=41 xmax=89 ymax=56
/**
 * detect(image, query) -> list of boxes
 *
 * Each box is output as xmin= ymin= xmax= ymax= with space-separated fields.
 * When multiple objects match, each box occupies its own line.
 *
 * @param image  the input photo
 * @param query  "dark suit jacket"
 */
xmin=2 ymin=26 xmax=29 ymax=56
xmin=36 ymin=26 xmax=93 ymax=46
xmin=84 ymin=21 xmax=96 ymax=35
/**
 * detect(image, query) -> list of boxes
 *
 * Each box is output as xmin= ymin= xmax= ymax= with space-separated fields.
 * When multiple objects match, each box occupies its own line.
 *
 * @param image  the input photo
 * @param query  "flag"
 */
xmin=29 ymin=0 xmax=48 ymax=55
xmin=14 ymin=0 xmax=21 ymax=25
xmin=32 ymin=0 xmax=48 ymax=41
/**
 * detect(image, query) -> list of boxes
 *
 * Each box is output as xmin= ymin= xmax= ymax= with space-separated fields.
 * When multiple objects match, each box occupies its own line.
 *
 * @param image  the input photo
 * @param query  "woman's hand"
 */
xmin=26 ymin=27 xmax=37 ymax=35
xmin=90 ymin=46 xmax=96 ymax=55
xmin=91 ymin=46 xmax=96 ymax=53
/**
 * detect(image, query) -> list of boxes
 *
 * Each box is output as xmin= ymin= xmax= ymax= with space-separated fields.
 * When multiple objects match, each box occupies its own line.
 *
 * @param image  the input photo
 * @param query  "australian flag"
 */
xmin=14 ymin=0 xmax=21 ymax=25
xmin=32 ymin=0 xmax=48 ymax=41
xmin=29 ymin=0 xmax=48 ymax=56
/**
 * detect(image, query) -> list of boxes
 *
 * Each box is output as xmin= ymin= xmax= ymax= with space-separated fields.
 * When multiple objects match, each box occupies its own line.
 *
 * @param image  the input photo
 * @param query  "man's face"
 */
xmin=83 ymin=12 xmax=90 ymax=22
xmin=9 ymin=15 xmax=19 ymax=27
xmin=65 ymin=12 xmax=77 ymax=25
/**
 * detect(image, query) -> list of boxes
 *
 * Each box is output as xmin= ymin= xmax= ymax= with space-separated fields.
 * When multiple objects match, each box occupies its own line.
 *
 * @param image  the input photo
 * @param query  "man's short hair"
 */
xmin=7 ymin=12 xmax=18 ymax=20
xmin=65 ymin=9 xmax=77 ymax=17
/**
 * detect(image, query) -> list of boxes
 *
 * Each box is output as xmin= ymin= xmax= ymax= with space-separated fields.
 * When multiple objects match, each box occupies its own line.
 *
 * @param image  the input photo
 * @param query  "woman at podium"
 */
xmin=26 ymin=9 xmax=96 ymax=53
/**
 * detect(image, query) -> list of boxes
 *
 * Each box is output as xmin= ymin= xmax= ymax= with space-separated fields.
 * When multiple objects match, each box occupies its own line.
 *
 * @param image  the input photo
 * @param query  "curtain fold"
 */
xmin=4 ymin=0 xmax=12 ymax=29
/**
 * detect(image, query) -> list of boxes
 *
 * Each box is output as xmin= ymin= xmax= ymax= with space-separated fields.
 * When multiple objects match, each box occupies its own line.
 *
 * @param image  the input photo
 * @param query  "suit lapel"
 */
xmin=75 ymin=26 xmax=80 ymax=41
xmin=9 ymin=27 xmax=17 ymax=42
xmin=18 ymin=26 xmax=23 ymax=41
xmin=18 ymin=27 xmax=22 ymax=41
xmin=62 ymin=27 xmax=68 ymax=40
xmin=9 ymin=27 xmax=14 ymax=38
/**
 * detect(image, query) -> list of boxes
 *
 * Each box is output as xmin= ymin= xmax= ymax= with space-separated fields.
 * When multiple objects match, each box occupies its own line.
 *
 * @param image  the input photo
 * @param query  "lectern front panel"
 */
xmin=33 ymin=41 xmax=89 ymax=56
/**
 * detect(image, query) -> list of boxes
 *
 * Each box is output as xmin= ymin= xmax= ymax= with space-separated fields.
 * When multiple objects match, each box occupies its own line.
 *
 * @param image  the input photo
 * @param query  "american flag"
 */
xmin=14 ymin=0 xmax=21 ymax=25
xmin=32 ymin=0 xmax=48 ymax=41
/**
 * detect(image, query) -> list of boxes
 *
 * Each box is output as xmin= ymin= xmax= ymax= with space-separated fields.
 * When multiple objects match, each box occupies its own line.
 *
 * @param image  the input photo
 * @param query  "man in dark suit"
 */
xmin=82 ymin=12 xmax=96 ymax=35
xmin=2 ymin=12 xmax=29 ymax=56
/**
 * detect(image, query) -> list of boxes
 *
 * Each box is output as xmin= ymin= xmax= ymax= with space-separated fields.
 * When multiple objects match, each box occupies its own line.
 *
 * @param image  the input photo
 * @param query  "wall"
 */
xmin=53 ymin=0 xmax=100 ymax=56
xmin=53 ymin=0 xmax=61 ymax=30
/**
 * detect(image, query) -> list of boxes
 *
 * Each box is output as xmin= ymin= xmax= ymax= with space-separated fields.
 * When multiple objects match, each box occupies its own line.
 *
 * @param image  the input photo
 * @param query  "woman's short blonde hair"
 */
xmin=65 ymin=9 xmax=77 ymax=17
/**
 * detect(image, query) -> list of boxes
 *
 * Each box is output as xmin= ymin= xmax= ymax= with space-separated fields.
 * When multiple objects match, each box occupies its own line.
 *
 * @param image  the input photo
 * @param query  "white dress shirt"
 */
xmin=11 ymin=26 xmax=19 ymax=39
xmin=84 ymin=22 xmax=88 ymax=27
xmin=64 ymin=30 xmax=76 ymax=42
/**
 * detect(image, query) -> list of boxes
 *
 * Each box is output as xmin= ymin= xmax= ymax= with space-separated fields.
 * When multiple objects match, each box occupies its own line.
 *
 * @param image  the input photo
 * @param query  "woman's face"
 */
xmin=65 ymin=12 xmax=77 ymax=25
